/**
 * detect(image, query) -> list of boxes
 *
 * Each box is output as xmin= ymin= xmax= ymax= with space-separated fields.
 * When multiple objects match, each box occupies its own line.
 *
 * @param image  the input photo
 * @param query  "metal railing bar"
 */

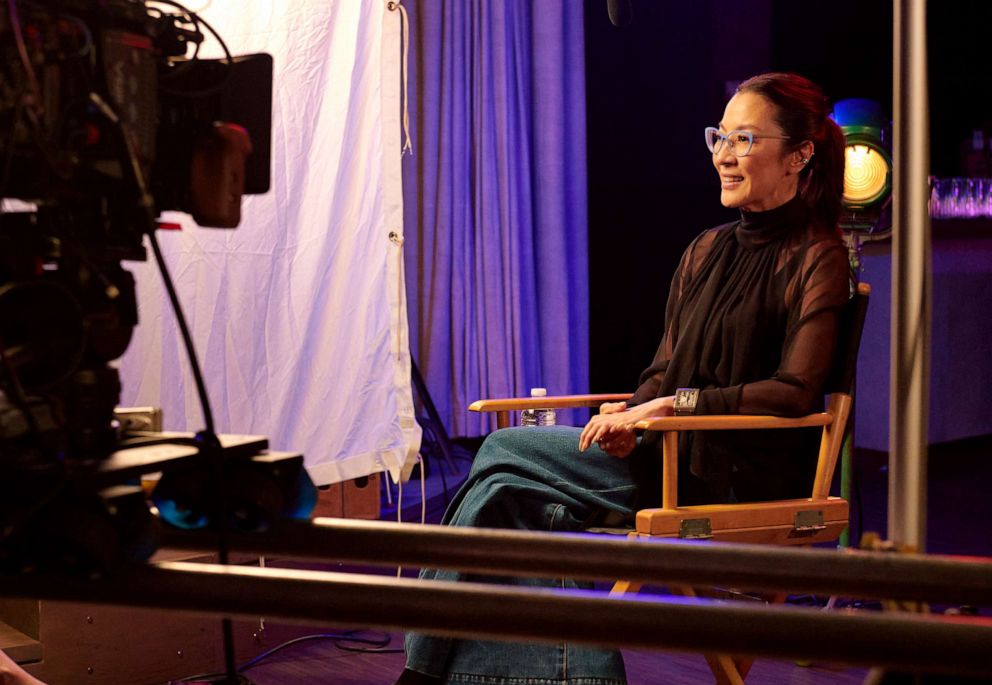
xmin=159 ymin=518 xmax=992 ymax=605
xmin=3 ymin=561 xmax=990 ymax=677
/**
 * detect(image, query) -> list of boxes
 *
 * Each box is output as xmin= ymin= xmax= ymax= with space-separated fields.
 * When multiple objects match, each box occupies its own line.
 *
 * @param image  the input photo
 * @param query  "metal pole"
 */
xmin=2 ymin=561 xmax=991 ymax=677
xmin=839 ymin=432 xmax=853 ymax=548
xmin=160 ymin=518 xmax=992 ymax=606
xmin=840 ymin=234 xmax=863 ymax=549
xmin=890 ymin=0 xmax=931 ymax=551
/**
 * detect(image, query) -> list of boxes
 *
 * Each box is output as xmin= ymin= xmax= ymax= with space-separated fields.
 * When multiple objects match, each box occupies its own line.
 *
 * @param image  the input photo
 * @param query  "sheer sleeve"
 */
xmin=627 ymin=230 xmax=717 ymax=407
xmin=696 ymin=238 xmax=851 ymax=417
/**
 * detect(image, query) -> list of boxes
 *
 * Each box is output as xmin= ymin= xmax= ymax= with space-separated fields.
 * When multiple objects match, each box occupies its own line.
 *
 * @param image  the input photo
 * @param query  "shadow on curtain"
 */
xmin=402 ymin=0 xmax=589 ymax=438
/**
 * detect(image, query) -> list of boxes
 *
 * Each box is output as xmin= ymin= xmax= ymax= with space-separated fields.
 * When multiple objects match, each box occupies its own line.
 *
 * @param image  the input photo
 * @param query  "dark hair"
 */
xmin=736 ymin=72 xmax=845 ymax=229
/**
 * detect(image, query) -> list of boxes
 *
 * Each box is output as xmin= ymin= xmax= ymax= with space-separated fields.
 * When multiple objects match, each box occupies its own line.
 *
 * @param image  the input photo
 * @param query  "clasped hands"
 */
xmin=578 ymin=395 xmax=674 ymax=458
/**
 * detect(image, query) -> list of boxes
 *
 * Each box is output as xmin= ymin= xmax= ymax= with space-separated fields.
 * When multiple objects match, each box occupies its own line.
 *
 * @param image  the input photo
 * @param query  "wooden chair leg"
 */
xmin=703 ymin=654 xmax=744 ymax=685
xmin=610 ymin=533 xmax=643 ymax=596
xmin=704 ymin=654 xmax=747 ymax=685
xmin=722 ymin=591 xmax=785 ymax=680
xmin=616 ymin=579 xmax=780 ymax=681
xmin=732 ymin=656 xmax=754 ymax=680
xmin=668 ymin=585 xmax=752 ymax=684
xmin=609 ymin=580 xmax=642 ymax=596
xmin=767 ymin=591 xmax=788 ymax=605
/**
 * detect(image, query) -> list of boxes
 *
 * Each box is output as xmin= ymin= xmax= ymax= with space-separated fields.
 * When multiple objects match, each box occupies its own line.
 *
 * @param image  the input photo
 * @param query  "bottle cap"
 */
xmin=530 ymin=388 xmax=547 ymax=397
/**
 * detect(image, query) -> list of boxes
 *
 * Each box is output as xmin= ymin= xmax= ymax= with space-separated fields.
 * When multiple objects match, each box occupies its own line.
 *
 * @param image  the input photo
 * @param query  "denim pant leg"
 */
xmin=404 ymin=426 xmax=638 ymax=685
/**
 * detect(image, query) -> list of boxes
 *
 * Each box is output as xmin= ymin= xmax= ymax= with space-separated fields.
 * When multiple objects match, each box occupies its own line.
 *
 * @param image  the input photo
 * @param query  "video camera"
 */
xmin=0 ymin=0 xmax=300 ymax=573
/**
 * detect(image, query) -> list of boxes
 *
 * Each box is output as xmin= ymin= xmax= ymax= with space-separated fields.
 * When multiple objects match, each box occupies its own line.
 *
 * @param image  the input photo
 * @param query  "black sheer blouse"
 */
xmin=628 ymin=194 xmax=851 ymax=505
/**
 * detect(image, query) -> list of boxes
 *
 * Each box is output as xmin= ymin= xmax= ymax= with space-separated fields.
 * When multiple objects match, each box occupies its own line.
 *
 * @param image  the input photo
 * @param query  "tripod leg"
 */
xmin=410 ymin=359 xmax=459 ymax=474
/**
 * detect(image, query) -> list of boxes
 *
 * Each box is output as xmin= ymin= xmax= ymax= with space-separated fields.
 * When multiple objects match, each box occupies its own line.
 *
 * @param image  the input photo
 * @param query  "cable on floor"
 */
xmin=168 ymin=630 xmax=403 ymax=683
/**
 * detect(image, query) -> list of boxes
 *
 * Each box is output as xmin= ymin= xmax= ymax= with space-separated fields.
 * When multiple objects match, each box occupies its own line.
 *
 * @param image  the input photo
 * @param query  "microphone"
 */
xmin=607 ymin=0 xmax=633 ymax=27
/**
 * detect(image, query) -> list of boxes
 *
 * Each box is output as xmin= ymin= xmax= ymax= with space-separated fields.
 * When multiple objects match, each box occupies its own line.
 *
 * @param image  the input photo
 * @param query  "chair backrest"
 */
xmin=810 ymin=281 xmax=870 ymax=500
xmin=825 ymin=281 xmax=871 ymax=396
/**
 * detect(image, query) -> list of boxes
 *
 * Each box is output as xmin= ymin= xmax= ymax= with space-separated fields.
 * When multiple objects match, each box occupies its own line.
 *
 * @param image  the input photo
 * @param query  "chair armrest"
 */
xmin=633 ymin=413 xmax=832 ymax=432
xmin=470 ymin=393 xmax=634 ymax=431
xmin=469 ymin=393 xmax=633 ymax=413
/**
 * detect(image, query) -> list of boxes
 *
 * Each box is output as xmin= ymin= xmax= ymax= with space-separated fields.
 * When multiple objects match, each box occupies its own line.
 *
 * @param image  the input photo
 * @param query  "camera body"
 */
xmin=0 ymin=0 xmax=280 ymax=574
xmin=1 ymin=0 xmax=272 ymax=245
xmin=0 ymin=0 xmax=272 ymax=459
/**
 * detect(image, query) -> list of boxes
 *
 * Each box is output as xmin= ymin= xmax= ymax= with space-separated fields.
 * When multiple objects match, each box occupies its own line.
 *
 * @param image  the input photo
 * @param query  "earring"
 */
xmin=800 ymin=157 xmax=809 ymax=165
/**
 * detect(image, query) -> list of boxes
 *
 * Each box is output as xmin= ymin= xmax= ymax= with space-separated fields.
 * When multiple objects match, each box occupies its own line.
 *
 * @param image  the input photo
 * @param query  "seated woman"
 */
xmin=397 ymin=72 xmax=851 ymax=685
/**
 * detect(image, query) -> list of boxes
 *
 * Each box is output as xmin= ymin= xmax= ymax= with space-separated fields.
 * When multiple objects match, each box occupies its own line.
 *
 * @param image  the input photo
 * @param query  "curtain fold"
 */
xmin=403 ymin=0 xmax=589 ymax=437
xmin=119 ymin=0 xmax=420 ymax=485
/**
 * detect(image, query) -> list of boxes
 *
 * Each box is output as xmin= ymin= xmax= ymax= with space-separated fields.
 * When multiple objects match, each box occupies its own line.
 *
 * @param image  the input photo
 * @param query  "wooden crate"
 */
xmin=0 ymin=612 xmax=41 ymax=665
xmin=1 ymin=597 xmax=321 ymax=685
xmin=312 ymin=473 xmax=381 ymax=520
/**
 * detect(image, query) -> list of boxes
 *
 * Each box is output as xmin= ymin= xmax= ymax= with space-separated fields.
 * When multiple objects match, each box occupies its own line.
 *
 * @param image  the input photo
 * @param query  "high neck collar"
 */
xmin=736 ymin=194 xmax=807 ymax=250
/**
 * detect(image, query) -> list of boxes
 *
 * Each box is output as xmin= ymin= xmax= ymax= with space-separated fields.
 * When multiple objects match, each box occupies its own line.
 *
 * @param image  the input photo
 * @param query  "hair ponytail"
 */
xmin=737 ymin=73 xmax=846 ymax=230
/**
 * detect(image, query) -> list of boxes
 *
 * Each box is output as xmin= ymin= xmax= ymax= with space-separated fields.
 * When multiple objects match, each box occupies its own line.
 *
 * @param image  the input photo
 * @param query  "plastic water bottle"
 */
xmin=520 ymin=388 xmax=556 ymax=427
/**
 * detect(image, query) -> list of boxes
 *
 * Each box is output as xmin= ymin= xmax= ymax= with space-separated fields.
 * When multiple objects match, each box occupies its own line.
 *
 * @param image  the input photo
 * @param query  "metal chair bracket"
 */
xmin=679 ymin=518 xmax=713 ymax=539
xmin=793 ymin=509 xmax=826 ymax=533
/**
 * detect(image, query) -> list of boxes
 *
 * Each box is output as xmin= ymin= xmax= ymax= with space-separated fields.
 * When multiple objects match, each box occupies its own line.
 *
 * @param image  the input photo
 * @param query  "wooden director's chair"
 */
xmin=469 ymin=282 xmax=870 ymax=684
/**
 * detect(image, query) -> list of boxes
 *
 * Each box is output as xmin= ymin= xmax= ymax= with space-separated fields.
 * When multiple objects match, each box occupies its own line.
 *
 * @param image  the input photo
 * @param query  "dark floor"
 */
xmin=167 ymin=435 xmax=992 ymax=685
xmin=234 ymin=632 xmax=868 ymax=685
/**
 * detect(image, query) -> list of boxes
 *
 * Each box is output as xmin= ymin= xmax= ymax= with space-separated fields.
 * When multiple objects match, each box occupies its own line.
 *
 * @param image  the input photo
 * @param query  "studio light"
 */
xmin=844 ymin=143 xmax=890 ymax=207
xmin=832 ymin=98 xmax=892 ymax=234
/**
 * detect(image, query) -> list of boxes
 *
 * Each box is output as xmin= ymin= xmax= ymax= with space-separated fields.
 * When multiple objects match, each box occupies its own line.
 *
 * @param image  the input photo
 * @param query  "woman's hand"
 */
xmin=578 ymin=396 xmax=676 ymax=456
xmin=595 ymin=429 xmax=638 ymax=458
xmin=579 ymin=400 xmax=639 ymax=456
xmin=597 ymin=401 xmax=628 ymax=415
xmin=579 ymin=408 xmax=637 ymax=455
xmin=579 ymin=400 xmax=636 ymax=457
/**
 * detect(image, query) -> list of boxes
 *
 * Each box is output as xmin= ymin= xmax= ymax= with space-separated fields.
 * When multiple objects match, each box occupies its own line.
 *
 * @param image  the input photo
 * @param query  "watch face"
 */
xmin=674 ymin=388 xmax=699 ymax=413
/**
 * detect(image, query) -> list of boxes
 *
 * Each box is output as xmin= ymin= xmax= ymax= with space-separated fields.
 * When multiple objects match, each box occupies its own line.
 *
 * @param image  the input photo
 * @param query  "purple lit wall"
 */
xmin=855 ymin=238 xmax=992 ymax=450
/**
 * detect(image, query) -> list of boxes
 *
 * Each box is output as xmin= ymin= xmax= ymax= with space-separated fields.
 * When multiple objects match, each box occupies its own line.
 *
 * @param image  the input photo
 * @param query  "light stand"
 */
xmin=834 ymin=97 xmax=893 ymax=548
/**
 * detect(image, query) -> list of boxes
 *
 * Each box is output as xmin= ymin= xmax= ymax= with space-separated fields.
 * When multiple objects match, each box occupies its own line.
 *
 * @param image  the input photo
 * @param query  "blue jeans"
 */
xmin=404 ymin=426 xmax=639 ymax=685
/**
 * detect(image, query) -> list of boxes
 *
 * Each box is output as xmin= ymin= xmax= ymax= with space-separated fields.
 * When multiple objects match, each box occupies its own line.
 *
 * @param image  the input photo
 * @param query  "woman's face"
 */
xmin=712 ymin=91 xmax=807 ymax=212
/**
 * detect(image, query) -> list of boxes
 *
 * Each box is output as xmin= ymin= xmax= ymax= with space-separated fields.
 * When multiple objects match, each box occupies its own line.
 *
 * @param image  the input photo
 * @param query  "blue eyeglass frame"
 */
xmin=704 ymin=126 xmax=790 ymax=157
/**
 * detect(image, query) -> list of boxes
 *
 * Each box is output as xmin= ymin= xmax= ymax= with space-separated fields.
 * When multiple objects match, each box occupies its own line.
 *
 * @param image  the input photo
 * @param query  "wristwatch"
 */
xmin=673 ymin=388 xmax=700 ymax=416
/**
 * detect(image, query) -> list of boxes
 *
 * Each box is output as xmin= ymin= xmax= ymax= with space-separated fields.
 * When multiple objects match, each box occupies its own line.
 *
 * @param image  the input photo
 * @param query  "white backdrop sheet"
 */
xmin=119 ymin=0 xmax=421 ymax=485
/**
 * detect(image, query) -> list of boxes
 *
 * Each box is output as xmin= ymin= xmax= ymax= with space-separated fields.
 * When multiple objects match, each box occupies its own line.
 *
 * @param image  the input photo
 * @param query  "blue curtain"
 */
xmin=402 ymin=0 xmax=589 ymax=437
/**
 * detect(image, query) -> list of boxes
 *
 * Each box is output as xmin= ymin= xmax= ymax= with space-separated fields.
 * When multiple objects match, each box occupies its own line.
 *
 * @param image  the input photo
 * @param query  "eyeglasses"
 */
xmin=704 ymin=127 xmax=790 ymax=157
